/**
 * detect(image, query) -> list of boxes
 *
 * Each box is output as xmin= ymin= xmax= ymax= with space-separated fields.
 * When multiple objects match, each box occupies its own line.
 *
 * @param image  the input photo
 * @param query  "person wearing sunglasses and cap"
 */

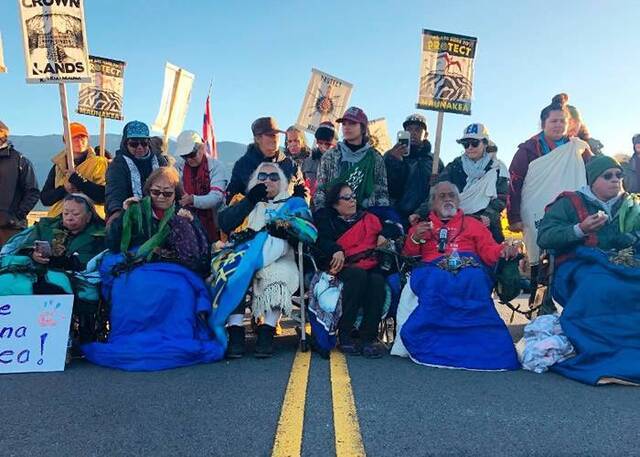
xmin=314 ymin=106 xmax=389 ymax=210
xmin=105 ymin=120 xmax=168 ymax=225
xmin=175 ymin=130 xmax=228 ymax=242
xmin=536 ymin=155 xmax=640 ymax=386
xmin=226 ymin=117 xmax=304 ymax=202
xmin=41 ymin=122 xmax=109 ymax=219
xmin=414 ymin=123 xmax=509 ymax=243
xmin=621 ymin=134 xmax=640 ymax=193
xmin=215 ymin=162 xmax=315 ymax=359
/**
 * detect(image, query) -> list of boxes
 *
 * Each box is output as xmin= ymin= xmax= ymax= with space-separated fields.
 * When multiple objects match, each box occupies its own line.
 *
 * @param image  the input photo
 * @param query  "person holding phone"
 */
xmin=384 ymin=114 xmax=444 ymax=222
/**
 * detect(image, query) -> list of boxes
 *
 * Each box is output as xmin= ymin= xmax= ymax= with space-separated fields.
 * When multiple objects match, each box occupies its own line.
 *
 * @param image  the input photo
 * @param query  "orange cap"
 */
xmin=70 ymin=122 xmax=89 ymax=139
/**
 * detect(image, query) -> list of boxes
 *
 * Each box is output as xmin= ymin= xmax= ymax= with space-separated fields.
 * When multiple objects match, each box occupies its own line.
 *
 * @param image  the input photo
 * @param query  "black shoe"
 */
xmin=361 ymin=340 xmax=386 ymax=359
xmin=226 ymin=326 xmax=246 ymax=359
xmin=338 ymin=334 xmax=361 ymax=356
xmin=255 ymin=324 xmax=275 ymax=358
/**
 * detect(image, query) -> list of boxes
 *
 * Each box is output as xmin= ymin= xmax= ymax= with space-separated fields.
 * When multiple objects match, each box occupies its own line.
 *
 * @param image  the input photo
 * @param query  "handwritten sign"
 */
xmin=0 ymin=295 xmax=73 ymax=374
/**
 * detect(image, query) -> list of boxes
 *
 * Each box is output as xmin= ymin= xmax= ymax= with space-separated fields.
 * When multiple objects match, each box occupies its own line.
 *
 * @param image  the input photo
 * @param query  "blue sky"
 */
xmin=1 ymin=0 xmax=638 ymax=165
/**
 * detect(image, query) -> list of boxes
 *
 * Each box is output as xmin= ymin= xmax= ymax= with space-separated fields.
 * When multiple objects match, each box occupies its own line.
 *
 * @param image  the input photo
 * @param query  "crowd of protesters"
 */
xmin=1 ymin=93 xmax=639 ymax=386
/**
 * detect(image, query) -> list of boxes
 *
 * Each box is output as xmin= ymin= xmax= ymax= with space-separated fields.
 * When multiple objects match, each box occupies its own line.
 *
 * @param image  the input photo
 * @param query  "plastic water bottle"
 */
xmin=448 ymin=246 xmax=462 ymax=270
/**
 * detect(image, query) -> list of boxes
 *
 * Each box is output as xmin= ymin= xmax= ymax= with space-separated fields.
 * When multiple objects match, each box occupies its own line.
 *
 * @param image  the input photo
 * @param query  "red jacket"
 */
xmin=337 ymin=212 xmax=382 ymax=270
xmin=403 ymin=210 xmax=503 ymax=266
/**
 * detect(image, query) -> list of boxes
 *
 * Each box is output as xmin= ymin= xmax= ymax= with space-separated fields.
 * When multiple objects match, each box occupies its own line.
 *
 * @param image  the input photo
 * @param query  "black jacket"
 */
xmin=384 ymin=140 xmax=443 ymax=217
xmin=226 ymin=144 xmax=302 ymax=201
xmin=0 ymin=143 xmax=40 ymax=229
xmin=218 ymin=198 xmax=256 ymax=235
xmin=40 ymin=156 xmax=106 ymax=207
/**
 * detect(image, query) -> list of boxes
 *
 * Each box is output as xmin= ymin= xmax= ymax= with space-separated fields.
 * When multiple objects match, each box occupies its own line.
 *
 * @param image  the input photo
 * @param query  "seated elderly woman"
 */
xmin=313 ymin=182 xmax=402 ymax=358
xmin=210 ymin=162 xmax=316 ymax=359
xmin=391 ymin=181 xmax=520 ymax=371
xmin=536 ymin=156 xmax=640 ymax=385
xmin=0 ymin=193 xmax=105 ymax=343
xmin=82 ymin=167 xmax=223 ymax=371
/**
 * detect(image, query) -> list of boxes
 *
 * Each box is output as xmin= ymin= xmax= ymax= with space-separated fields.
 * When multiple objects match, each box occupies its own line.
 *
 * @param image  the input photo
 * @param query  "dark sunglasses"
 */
xmin=602 ymin=171 xmax=623 ymax=181
xmin=257 ymin=172 xmax=281 ymax=182
xmin=149 ymin=189 xmax=175 ymax=198
xmin=181 ymin=148 xmax=199 ymax=159
xmin=461 ymin=139 xmax=481 ymax=149
xmin=338 ymin=193 xmax=356 ymax=201
xmin=127 ymin=140 xmax=149 ymax=148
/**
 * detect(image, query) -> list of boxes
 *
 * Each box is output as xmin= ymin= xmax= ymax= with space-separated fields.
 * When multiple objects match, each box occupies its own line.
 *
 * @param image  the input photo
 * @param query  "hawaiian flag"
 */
xmin=203 ymin=91 xmax=217 ymax=159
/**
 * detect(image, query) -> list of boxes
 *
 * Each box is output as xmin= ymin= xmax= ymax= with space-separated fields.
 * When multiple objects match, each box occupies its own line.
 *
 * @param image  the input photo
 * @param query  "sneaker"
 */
xmin=255 ymin=324 xmax=275 ymax=358
xmin=338 ymin=335 xmax=361 ymax=356
xmin=361 ymin=340 xmax=386 ymax=359
xmin=226 ymin=326 xmax=246 ymax=359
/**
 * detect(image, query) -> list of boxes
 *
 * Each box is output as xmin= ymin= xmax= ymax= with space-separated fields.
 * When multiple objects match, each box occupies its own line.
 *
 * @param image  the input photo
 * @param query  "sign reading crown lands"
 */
xmin=417 ymin=29 xmax=477 ymax=115
xmin=77 ymin=55 xmax=126 ymax=120
xmin=296 ymin=68 xmax=353 ymax=134
xmin=18 ymin=0 xmax=92 ymax=84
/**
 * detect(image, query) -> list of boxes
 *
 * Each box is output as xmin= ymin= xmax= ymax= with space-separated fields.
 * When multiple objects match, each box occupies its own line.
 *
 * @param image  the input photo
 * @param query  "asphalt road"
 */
xmin=2 ymin=301 xmax=639 ymax=457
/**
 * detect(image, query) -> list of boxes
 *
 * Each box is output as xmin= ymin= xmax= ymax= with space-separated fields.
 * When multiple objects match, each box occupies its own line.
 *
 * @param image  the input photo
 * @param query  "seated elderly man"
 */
xmin=391 ymin=181 xmax=520 ymax=371
xmin=537 ymin=155 xmax=640 ymax=385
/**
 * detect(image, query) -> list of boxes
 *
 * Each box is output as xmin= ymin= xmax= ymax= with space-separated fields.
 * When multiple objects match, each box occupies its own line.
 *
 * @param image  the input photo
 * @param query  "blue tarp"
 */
xmin=401 ymin=254 xmax=519 ymax=371
xmin=82 ymin=253 xmax=224 ymax=371
xmin=552 ymin=247 xmax=640 ymax=385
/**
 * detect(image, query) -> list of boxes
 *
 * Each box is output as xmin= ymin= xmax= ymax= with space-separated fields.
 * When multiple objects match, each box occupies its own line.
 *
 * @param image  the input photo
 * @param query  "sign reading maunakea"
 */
xmin=77 ymin=55 xmax=126 ymax=120
xmin=417 ymin=29 xmax=477 ymax=115
xmin=18 ymin=0 xmax=91 ymax=84
xmin=0 ymin=295 xmax=73 ymax=374
xmin=0 ymin=32 xmax=7 ymax=74
xmin=296 ymin=68 xmax=353 ymax=134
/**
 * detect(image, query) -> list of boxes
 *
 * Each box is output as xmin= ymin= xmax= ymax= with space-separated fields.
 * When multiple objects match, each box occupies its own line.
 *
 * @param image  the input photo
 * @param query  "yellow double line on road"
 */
xmin=272 ymin=351 xmax=366 ymax=457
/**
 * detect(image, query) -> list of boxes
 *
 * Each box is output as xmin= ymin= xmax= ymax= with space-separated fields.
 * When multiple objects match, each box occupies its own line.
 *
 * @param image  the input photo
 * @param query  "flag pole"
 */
xmin=99 ymin=117 xmax=106 ymax=157
xmin=163 ymin=68 xmax=182 ymax=154
xmin=58 ymin=83 xmax=74 ymax=171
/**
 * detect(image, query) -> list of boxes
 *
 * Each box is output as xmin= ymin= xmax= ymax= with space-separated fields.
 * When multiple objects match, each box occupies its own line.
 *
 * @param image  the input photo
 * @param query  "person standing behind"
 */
xmin=226 ymin=117 xmax=303 ymax=201
xmin=285 ymin=126 xmax=312 ymax=169
xmin=105 ymin=121 xmax=168 ymax=224
xmin=303 ymin=121 xmax=336 ymax=199
xmin=41 ymin=122 xmax=108 ymax=219
xmin=622 ymin=134 xmax=640 ymax=193
xmin=314 ymin=106 xmax=389 ymax=210
xmin=385 ymin=113 xmax=443 ymax=222
xmin=0 ymin=120 xmax=39 ymax=247
xmin=175 ymin=130 xmax=228 ymax=242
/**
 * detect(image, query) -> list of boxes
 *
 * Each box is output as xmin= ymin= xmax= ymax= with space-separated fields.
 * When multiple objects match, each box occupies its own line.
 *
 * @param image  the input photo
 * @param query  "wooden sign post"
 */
xmin=99 ymin=117 xmax=106 ymax=157
xmin=58 ymin=83 xmax=75 ymax=171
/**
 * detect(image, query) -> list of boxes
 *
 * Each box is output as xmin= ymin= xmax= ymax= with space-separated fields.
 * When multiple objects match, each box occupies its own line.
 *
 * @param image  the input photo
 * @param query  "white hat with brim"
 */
xmin=456 ymin=123 xmax=490 ymax=143
xmin=175 ymin=130 xmax=203 ymax=157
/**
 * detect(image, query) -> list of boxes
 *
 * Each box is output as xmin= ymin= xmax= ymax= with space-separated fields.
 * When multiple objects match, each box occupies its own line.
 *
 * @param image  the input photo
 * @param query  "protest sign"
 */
xmin=296 ymin=68 xmax=353 ymax=134
xmin=368 ymin=118 xmax=392 ymax=154
xmin=77 ymin=55 xmax=126 ymax=120
xmin=18 ymin=0 xmax=91 ymax=84
xmin=0 ymin=295 xmax=73 ymax=374
xmin=417 ymin=29 xmax=477 ymax=115
xmin=152 ymin=62 xmax=195 ymax=150
xmin=0 ymin=32 xmax=7 ymax=74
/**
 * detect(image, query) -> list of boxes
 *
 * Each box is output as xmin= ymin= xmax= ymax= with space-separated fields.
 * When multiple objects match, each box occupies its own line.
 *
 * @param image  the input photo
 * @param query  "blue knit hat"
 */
xmin=123 ymin=121 xmax=150 ymax=139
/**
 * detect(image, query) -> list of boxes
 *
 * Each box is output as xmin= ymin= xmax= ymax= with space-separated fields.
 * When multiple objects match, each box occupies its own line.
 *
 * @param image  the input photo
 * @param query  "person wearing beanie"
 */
xmin=104 ymin=120 xmax=169 ymax=223
xmin=622 ymin=134 xmax=640 ymax=193
xmin=41 ymin=122 xmax=109 ymax=219
xmin=302 ymin=121 xmax=336 ymax=199
xmin=0 ymin=120 xmax=40 ymax=247
xmin=385 ymin=113 xmax=444 ymax=222
xmin=313 ymin=106 xmax=389 ymax=210
xmin=537 ymin=155 xmax=640 ymax=386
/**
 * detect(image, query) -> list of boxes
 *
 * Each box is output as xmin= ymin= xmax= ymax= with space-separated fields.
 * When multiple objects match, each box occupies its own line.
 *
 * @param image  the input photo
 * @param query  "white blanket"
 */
xmin=520 ymin=138 xmax=587 ymax=263
xmin=459 ymin=159 xmax=508 ymax=215
xmin=390 ymin=279 xmax=419 ymax=358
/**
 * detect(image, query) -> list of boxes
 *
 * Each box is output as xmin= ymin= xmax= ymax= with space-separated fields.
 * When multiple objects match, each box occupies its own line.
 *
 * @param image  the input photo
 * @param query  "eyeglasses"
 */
xmin=602 ymin=171 xmax=623 ymax=181
xmin=257 ymin=172 xmax=281 ymax=182
xmin=460 ymin=139 xmax=481 ymax=149
xmin=182 ymin=148 xmax=199 ymax=159
xmin=338 ymin=193 xmax=356 ymax=201
xmin=127 ymin=140 xmax=149 ymax=148
xmin=149 ymin=189 xmax=175 ymax=198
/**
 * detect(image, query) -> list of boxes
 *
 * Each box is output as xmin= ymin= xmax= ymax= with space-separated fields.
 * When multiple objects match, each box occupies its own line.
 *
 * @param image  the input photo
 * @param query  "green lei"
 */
xmin=120 ymin=196 xmax=175 ymax=260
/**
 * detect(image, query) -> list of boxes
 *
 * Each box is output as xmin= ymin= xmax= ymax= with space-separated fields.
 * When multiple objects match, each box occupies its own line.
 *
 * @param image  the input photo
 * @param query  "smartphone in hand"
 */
xmin=34 ymin=240 xmax=52 ymax=258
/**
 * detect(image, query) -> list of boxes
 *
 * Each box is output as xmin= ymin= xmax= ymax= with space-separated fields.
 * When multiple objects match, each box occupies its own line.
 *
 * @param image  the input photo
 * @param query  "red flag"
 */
xmin=203 ymin=92 xmax=217 ymax=159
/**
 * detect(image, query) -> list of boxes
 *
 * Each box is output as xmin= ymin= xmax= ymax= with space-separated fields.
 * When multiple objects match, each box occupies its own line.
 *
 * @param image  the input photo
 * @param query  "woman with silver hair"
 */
xmin=213 ymin=162 xmax=316 ymax=359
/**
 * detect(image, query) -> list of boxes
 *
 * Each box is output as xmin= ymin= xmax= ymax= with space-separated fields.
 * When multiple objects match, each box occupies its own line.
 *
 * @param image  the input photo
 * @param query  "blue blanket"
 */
xmin=552 ymin=247 xmax=640 ymax=385
xmin=401 ymin=254 xmax=519 ymax=371
xmin=82 ymin=253 xmax=224 ymax=371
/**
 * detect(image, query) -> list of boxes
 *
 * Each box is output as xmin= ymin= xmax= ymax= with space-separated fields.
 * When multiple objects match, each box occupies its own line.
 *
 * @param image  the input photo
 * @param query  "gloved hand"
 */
xmin=292 ymin=183 xmax=308 ymax=199
xmin=247 ymin=183 xmax=268 ymax=204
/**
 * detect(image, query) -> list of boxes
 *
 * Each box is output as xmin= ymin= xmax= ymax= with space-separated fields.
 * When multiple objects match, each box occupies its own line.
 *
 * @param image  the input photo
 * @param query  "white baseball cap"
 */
xmin=456 ymin=123 xmax=490 ymax=143
xmin=175 ymin=130 xmax=203 ymax=157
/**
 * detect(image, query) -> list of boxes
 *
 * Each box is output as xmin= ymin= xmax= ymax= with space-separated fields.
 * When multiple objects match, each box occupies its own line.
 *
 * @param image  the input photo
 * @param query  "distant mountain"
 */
xmin=9 ymin=134 xmax=247 ymax=210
